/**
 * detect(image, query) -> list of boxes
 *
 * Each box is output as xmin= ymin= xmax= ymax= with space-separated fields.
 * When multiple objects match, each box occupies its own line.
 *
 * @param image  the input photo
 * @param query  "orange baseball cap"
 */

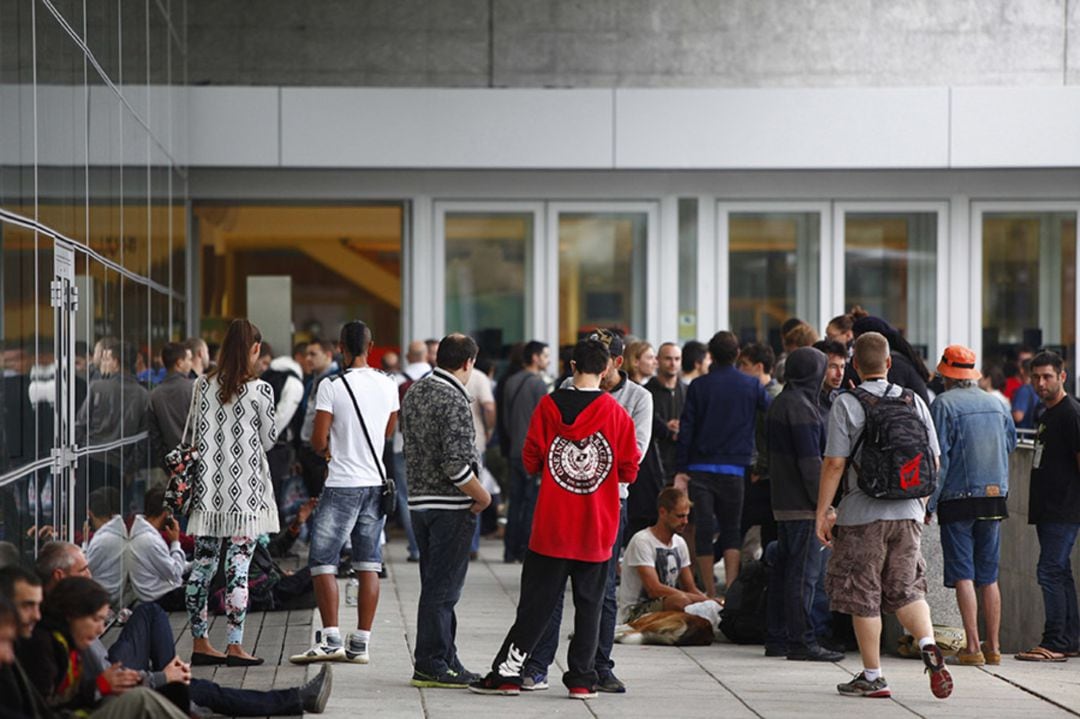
xmin=937 ymin=345 xmax=980 ymax=380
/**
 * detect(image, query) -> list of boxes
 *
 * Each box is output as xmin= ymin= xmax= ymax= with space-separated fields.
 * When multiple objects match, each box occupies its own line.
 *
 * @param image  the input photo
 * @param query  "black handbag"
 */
xmin=163 ymin=379 xmax=202 ymax=516
xmin=340 ymin=374 xmax=396 ymax=517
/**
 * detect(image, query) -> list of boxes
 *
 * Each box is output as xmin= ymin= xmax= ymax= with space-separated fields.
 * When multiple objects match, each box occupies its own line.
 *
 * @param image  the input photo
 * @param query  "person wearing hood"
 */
xmin=764 ymin=347 xmax=844 ymax=662
xmin=848 ymin=316 xmax=930 ymax=406
xmin=470 ymin=338 xmax=640 ymax=699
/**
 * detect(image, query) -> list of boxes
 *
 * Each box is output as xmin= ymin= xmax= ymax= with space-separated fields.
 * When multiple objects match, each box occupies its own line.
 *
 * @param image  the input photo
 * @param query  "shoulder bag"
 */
xmin=163 ymin=378 xmax=202 ymax=516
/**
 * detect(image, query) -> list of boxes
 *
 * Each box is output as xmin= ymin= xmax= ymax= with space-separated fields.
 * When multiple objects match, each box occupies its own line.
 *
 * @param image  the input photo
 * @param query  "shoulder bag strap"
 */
xmin=340 ymin=373 xmax=388 ymax=485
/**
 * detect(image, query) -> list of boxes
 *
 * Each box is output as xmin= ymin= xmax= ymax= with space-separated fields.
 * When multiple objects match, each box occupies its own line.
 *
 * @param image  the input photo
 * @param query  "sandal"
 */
xmin=1015 ymin=646 xmax=1068 ymax=662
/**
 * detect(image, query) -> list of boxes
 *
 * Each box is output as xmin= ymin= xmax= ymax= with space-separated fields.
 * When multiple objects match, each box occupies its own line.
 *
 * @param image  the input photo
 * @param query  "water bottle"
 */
xmin=345 ymin=577 xmax=359 ymax=606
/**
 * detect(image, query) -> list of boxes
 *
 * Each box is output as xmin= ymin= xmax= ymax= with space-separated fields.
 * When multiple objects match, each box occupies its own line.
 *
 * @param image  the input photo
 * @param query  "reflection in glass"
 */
xmin=558 ymin=213 xmax=647 ymax=346
xmin=445 ymin=212 xmax=531 ymax=356
xmin=845 ymin=213 xmax=937 ymax=358
xmin=982 ymin=213 xmax=1077 ymax=366
xmin=729 ymin=212 xmax=820 ymax=351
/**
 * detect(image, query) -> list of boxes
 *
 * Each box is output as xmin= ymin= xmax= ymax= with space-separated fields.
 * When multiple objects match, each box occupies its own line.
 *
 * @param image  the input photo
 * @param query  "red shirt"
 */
xmin=522 ymin=391 xmax=640 ymax=562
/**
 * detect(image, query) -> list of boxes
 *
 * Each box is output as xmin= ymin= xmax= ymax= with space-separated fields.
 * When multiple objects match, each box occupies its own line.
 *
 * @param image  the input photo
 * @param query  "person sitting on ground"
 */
xmin=618 ymin=488 xmax=709 ymax=624
xmin=31 ymin=542 xmax=332 ymax=716
xmin=84 ymin=487 xmax=127 ymax=604
xmin=128 ymin=488 xmax=188 ymax=611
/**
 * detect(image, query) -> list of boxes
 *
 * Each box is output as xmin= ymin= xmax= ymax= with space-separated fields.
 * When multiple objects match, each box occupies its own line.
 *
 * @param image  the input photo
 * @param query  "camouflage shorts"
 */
xmin=825 ymin=520 xmax=927 ymax=617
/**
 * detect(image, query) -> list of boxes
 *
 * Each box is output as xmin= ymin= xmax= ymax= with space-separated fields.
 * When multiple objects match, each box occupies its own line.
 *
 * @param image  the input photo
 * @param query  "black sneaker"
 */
xmin=787 ymin=645 xmax=845 ymax=662
xmin=921 ymin=643 xmax=954 ymax=699
xmin=596 ymin=673 xmax=626 ymax=693
xmin=468 ymin=673 xmax=521 ymax=696
xmin=410 ymin=668 xmax=477 ymax=689
xmin=836 ymin=671 xmax=891 ymax=698
xmin=299 ymin=665 xmax=333 ymax=713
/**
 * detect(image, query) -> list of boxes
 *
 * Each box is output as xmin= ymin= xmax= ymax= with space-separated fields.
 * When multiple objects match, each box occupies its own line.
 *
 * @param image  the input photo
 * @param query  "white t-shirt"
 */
xmin=465 ymin=369 xmax=494 ymax=455
xmin=315 ymin=368 xmax=399 ymax=488
xmin=618 ymin=527 xmax=691 ymax=622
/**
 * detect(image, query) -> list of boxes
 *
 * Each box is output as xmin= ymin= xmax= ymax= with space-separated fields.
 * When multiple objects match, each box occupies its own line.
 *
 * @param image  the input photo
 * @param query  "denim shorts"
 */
xmin=309 ymin=485 xmax=385 ymax=575
xmin=939 ymin=518 xmax=1001 ymax=588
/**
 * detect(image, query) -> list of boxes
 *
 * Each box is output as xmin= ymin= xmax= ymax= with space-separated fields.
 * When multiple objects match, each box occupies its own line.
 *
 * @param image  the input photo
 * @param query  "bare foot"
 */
xmin=225 ymin=644 xmax=259 ymax=661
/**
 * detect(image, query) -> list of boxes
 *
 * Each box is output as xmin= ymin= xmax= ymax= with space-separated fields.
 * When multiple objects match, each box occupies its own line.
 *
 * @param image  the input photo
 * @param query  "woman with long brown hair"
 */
xmin=185 ymin=319 xmax=279 ymax=666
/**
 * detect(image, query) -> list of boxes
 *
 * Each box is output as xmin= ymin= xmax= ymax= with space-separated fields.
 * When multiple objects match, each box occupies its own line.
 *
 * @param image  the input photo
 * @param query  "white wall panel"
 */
xmin=615 ymin=88 xmax=950 ymax=169
xmin=951 ymin=87 xmax=1080 ymax=168
xmin=279 ymin=88 xmax=613 ymax=168
xmin=186 ymin=87 xmax=279 ymax=167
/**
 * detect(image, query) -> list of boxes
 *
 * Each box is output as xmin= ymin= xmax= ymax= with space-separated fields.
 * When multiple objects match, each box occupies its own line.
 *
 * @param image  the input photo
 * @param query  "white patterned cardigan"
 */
xmin=186 ymin=376 xmax=281 ymax=538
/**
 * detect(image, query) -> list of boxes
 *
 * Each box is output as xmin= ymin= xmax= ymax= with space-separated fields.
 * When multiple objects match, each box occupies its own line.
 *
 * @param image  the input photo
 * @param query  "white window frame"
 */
xmin=433 ymin=201 xmax=545 ymax=344
xmin=971 ymin=201 xmax=1080 ymax=394
xmin=833 ymin=201 xmax=949 ymax=363
xmin=716 ymin=201 xmax=832 ymax=335
xmin=545 ymin=201 xmax=661 ymax=351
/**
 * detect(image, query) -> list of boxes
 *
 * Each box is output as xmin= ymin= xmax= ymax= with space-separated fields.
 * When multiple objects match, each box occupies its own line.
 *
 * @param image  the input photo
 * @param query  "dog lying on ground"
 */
xmin=615 ymin=600 xmax=722 ymax=646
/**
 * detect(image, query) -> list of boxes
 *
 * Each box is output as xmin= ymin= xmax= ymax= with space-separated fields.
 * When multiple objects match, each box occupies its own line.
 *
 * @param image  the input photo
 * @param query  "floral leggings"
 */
xmin=185 ymin=535 xmax=255 ymax=645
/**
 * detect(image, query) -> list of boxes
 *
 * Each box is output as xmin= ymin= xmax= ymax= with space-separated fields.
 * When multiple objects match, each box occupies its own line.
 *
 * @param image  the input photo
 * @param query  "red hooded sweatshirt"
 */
xmin=522 ymin=389 xmax=640 ymax=562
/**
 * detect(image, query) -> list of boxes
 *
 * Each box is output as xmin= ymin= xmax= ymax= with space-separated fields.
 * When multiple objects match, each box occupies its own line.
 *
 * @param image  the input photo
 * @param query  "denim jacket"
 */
xmin=928 ymin=386 xmax=1017 ymax=514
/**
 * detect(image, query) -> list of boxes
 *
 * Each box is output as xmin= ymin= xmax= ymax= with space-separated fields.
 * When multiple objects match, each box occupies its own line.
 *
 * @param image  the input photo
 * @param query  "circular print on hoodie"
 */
xmin=547 ymin=433 xmax=613 ymax=494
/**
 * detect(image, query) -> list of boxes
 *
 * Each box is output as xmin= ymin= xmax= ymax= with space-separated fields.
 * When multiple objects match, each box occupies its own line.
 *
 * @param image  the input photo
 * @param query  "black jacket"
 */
xmin=767 ymin=348 xmax=828 ymax=521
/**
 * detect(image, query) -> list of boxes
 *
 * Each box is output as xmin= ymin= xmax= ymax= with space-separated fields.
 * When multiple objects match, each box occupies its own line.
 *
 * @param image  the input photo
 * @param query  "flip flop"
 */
xmin=1015 ymin=646 xmax=1068 ymax=662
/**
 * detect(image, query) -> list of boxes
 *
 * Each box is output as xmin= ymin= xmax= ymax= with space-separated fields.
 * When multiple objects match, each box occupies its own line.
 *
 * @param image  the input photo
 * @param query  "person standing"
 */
xmin=816 ymin=331 xmax=951 ymax=700
xmin=464 ymin=358 xmax=497 ymax=556
xmin=147 ymin=342 xmax=194 ymax=472
xmin=501 ymin=341 xmax=550 ymax=563
xmin=297 ymin=339 xmax=339 ymax=500
xmin=402 ymin=334 xmax=492 ymax=688
xmin=928 ymin=345 xmax=1016 ymax=666
xmin=184 ymin=337 xmax=210 ymax=378
xmin=1016 ymin=351 xmax=1080 ymax=662
xmin=680 ymin=340 xmax=711 ymax=384
xmin=391 ymin=340 xmax=434 ymax=562
xmin=674 ymin=331 xmax=771 ymax=597
xmin=633 ymin=342 xmax=686 ymax=537
xmin=765 ymin=347 xmax=843 ymax=662
xmin=291 ymin=321 xmax=398 ymax=666
xmin=185 ymin=319 xmax=279 ymax=667
xmin=469 ymin=338 xmax=640 ymax=699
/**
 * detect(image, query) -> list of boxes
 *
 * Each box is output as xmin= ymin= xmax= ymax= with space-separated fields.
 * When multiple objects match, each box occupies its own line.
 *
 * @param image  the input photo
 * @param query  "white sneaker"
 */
xmin=345 ymin=633 xmax=369 ymax=664
xmin=289 ymin=632 xmax=346 ymax=664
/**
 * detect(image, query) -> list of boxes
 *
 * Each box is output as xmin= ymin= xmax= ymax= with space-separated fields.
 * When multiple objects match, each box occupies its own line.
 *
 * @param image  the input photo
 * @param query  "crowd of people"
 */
xmin=0 ymin=304 xmax=1074 ymax=714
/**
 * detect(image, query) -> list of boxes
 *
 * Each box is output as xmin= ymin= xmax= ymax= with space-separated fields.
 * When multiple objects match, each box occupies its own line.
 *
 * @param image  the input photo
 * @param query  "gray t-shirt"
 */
xmin=825 ymin=379 xmax=940 ymax=526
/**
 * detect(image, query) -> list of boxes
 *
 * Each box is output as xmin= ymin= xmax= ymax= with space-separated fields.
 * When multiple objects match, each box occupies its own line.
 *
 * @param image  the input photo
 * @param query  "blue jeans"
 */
xmin=412 ymin=509 xmax=477 ymax=675
xmin=772 ymin=520 xmax=829 ymax=652
xmin=393 ymin=452 xmax=419 ymax=559
xmin=1036 ymin=522 xmax=1080 ymax=653
xmin=525 ymin=499 xmax=626 ymax=678
xmin=107 ymin=603 xmax=302 ymax=716
xmin=308 ymin=485 xmax=385 ymax=575
xmin=504 ymin=458 xmax=539 ymax=562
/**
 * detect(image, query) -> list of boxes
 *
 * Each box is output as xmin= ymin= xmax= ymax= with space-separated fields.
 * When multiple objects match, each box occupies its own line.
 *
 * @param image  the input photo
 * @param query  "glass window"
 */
xmin=558 ymin=212 xmax=647 ymax=345
xmin=444 ymin=212 xmax=532 ymax=358
xmin=678 ymin=199 xmax=698 ymax=341
xmin=729 ymin=212 xmax=820 ymax=352
xmin=844 ymin=212 xmax=937 ymax=359
xmin=982 ymin=212 xmax=1077 ymax=367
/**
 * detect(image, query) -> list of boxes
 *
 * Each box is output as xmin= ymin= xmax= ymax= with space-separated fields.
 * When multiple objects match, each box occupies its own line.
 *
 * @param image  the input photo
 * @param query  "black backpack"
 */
xmin=848 ymin=384 xmax=936 ymax=500
xmin=719 ymin=559 xmax=768 ymax=644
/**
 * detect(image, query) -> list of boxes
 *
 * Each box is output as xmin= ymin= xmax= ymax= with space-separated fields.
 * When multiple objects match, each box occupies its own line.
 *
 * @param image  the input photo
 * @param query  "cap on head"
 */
xmin=937 ymin=345 xmax=980 ymax=381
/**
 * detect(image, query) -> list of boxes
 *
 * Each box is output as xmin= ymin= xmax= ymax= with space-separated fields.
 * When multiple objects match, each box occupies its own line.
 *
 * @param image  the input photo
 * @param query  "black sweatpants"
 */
xmin=490 ymin=550 xmax=608 ymax=689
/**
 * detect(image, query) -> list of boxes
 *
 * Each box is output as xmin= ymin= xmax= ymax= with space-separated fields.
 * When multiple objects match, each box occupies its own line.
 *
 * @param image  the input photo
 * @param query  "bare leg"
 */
xmin=696 ymin=555 xmax=716 ymax=598
xmin=894 ymin=598 xmax=934 ymax=643
xmin=723 ymin=548 xmax=741 ymax=589
xmin=852 ymin=615 xmax=883 ymax=669
xmin=356 ymin=571 xmax=380 ymax=631
xmin=313 ymin=574 xmax=339 ymax=630
xmin=954 ymin=580 xmax=981 ymax=653
xmin=980 ymin=582 xmax=1002 ymax=654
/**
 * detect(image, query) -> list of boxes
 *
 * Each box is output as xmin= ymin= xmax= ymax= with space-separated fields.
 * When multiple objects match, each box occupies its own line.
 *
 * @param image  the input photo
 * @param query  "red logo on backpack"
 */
xmin=899 ymin=453 xmax=922 ymax=490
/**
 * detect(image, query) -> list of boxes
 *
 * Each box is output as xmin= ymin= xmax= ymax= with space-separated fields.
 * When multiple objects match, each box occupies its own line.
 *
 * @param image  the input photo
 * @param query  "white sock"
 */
xmin=351 ymin=629 xmax=371 ymax=646
xmin=863 ymin=667 xmax=881 ymax=681
xmin=323 ymin=627 xmax=341 ymax=646
xmin=918 ymin=636 xmax=935 ymax=650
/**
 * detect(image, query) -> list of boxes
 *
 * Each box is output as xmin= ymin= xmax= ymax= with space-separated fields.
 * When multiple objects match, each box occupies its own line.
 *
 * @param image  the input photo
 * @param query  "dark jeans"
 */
xmin=526 ymin=499 xmax=626 ymax=678
xmin=770 ymin=520 xmax=829 ymax=652
xmin=503 ymin=458 xmax=539 ymax=562
xmin=412 ymin=509 xmax=477 ymax=675
xmin=490 ymin=550 xmax=607 ymax=689
xmin=394 ymin=452 xmax=419 ymax=559
xmin=106 ymin=602 xmax=303 ymax=716
xmin=1036 ymin=522 xmax=1080 ymax=653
